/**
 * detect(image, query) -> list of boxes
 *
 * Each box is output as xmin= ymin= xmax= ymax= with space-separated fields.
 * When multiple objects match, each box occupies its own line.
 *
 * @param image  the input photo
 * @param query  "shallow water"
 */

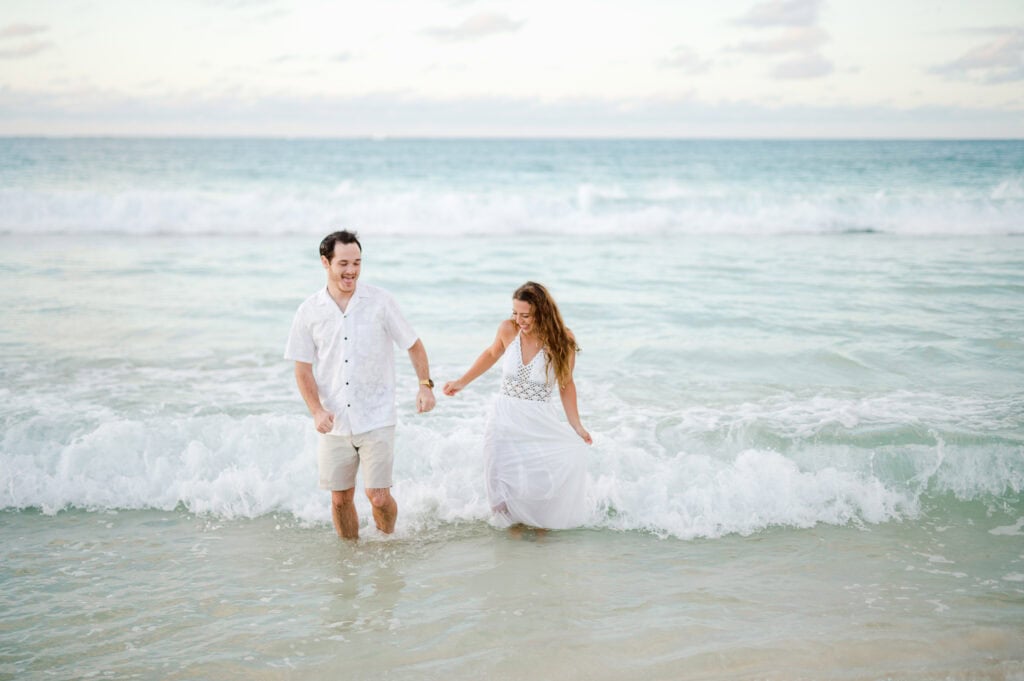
xmin=2 ymin=139 xmax=1023 ymax=678
xmin=2 ymin=233 xmax=1022 ymax=536
xmin=3 ymin=505 xmax=1022 ymax=680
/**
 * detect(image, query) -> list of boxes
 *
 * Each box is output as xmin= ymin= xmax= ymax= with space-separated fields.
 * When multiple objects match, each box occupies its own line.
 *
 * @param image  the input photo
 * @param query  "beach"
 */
xmin=1 ymin=138 xmax=1023 ymax=679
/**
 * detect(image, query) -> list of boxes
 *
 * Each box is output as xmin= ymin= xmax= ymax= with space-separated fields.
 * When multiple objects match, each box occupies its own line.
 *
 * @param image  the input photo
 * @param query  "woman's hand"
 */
xmin=442 ymin=380 xmax=465 ymax=397
xmin=573 ymin=424 xmax=593 ymax=445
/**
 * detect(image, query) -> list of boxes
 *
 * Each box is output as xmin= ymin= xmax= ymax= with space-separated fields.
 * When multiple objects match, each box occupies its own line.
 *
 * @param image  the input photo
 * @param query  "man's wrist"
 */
xmin=419 ymin=378 xmax=434 ymax=389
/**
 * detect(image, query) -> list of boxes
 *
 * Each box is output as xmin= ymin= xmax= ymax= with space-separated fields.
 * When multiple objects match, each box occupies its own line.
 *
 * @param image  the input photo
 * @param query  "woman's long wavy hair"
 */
xmin=513 ymin=281 xmax=579 ymax=388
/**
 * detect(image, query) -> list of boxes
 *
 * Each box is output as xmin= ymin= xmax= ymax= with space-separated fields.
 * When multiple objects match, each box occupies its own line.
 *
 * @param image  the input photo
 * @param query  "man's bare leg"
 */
xmin=366 ymin=488 xmax=397 ymax=534
xmin=331 ymin=489 xmax=359 ymax=540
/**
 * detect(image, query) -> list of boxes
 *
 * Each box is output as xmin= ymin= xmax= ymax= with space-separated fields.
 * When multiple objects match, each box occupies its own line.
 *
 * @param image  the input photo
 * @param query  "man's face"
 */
xmin=322 ymin=241 xmax=361 ymax=293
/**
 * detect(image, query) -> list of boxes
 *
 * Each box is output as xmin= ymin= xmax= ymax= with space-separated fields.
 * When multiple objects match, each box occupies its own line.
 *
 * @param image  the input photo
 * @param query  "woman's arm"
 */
xmin=443 ymin=320 xmax=516 ymax=396
xmin=559 ymin=332 xmax=592 ymax=444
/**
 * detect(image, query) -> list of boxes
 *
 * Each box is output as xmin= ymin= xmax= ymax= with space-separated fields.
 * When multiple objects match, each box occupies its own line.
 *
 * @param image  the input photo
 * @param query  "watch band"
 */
xmin=419 ymin=378 xmax=434 ymax=389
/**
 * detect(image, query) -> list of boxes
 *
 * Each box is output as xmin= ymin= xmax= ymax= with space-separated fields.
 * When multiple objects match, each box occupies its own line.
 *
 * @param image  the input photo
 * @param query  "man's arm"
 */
xmin=294 ymin=361 xmax=335 ymax=433
xmin=407 ymin=339 xmax=436 ymax=413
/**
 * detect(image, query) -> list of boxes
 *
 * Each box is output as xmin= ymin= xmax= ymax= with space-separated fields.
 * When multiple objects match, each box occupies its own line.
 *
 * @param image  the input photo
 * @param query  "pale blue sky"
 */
xmin=1 ymin=0 xmax=1022 ymax=137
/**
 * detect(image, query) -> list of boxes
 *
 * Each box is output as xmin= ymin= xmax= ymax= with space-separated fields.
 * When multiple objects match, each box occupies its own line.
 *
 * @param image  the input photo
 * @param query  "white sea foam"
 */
xmin=989 ymin=517 xmax=1024 ymax=537
xmin=650 ymin=392 xmax=1024 ymax=458
xmin=588 ymin=446 xmax=914 ymax=539
xmin=991 ymin=175 xmax=1024 ymax=200
xmin=2 ymin=399 xmax=1018 ymax=538
xmin=2 ymin=196 xmax=1021 ymax=538
xmin=1 ymin=186 xmax=1022 ymax=236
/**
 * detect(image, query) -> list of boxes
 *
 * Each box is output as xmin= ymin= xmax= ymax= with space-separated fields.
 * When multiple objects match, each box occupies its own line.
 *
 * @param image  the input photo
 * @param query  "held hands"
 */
xmin=417 ymin=386 xmax=436 ymax=413
xmin=314 ymin=409 xmax=335 ymax=434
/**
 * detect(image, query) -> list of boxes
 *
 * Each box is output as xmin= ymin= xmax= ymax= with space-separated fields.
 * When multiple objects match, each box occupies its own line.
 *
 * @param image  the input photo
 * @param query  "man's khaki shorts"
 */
xmin=318 ymin=426 xmax=395 ymax=491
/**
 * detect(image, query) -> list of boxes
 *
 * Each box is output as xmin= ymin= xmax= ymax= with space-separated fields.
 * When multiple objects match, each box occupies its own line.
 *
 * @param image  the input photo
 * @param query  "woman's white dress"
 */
xmin=483 ymin=333 xmax=588 ymax=529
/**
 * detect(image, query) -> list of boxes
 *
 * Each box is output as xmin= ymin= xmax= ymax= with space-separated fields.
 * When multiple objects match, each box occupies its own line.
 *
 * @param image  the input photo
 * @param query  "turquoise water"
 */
xmin=1 ymin=139 xmax=1023 ymax=679
xmin=2 ymin=139 xmax=1023 ymax=236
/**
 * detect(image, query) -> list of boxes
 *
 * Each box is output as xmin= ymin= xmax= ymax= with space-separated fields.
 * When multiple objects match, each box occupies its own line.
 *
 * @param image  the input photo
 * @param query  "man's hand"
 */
xmin=314 ymin=408 xmax=335 ymax=433
xmin=417 ymin=386 xmax=436 ymax=413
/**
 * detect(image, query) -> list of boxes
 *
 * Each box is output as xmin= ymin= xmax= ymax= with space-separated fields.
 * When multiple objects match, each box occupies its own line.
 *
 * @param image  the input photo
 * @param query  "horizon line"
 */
xmin=2 ymin=134 xmax=1023 ymax=142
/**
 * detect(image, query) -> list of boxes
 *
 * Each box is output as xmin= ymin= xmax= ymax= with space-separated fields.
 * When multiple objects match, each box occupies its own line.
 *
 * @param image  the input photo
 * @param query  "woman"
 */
xmin=443 ymin=282 xmax=591 ymax=530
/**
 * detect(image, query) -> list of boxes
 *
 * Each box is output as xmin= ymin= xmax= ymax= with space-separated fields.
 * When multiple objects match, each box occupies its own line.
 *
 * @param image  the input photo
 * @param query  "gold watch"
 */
xmin=419 ymin=378 xmax=434 ymax=389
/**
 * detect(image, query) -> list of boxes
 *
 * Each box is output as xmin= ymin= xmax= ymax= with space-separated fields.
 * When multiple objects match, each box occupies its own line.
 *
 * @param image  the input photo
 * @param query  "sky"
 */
xmin=1 ymin=0 xmax=1022 ymax=137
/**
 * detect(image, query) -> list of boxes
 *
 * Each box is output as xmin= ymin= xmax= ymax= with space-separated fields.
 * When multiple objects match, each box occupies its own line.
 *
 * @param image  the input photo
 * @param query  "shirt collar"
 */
xmin=316 ymin=284 xmax=366 ymax=307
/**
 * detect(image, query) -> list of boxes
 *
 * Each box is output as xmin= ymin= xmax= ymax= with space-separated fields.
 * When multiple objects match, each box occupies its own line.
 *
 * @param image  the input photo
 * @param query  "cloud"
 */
xmin=661 ymin=46 xmax=712 ymax=74
xmin=265 ymin=52 xmax=352 ymax=70
xmin=930 ymin=29 xmax=1024 ymax=84
xmin=0 ymin=23 xmax=47 ymax=39
xmin=730 ymin=2 xmax=833 ymax=79
xmin=0 ymin=41 xmax=51 ymax=59
xmin=939 ymin=25 xmax=1021 ymax=37
xmin=201 ymin=0 xmax=289 ymax=23
xmin=1 ymin=86 xmax=1022 ymax=138
xmin=734 ymin=0 xmax=822 ymax=27
xmin=731 ymin=26 xmax=828 ymax=54
xmin=772 ymin=52 xmax=834 ymax=79
xmin=253 ymin=8 xmax=290 ymax=22
xmin=424 ymin=12 xmax=524 ymax=42
xmin=0 ymin=23 xmax=50 ymax=57
xmin=203 ymin=0 xmax=279 ymax=8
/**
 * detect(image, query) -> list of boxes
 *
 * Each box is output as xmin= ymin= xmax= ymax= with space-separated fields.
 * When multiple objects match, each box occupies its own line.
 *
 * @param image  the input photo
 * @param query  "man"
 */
xmin=284 ymin=230 xmax=435 ymax=539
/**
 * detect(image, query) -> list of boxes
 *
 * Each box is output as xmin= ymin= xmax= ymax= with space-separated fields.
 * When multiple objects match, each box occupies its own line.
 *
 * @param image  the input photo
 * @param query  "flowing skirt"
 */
xmin=483 ymin=395 xmax=588 ymax=530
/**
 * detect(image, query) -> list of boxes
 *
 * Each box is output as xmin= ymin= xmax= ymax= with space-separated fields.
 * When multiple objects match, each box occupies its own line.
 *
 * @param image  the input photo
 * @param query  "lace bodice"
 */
xmin=500 ymin=334 xmax=554 ymax=402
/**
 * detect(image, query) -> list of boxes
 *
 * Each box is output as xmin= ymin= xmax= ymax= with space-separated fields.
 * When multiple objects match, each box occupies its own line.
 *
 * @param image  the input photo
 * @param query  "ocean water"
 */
xmin=1 ymin=138 xmax=1023 ymax=680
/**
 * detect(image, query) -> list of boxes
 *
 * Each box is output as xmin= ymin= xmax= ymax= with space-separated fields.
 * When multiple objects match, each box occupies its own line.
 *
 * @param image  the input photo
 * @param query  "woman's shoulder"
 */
xmin=497 ymin=318 xmax=518 ymax=339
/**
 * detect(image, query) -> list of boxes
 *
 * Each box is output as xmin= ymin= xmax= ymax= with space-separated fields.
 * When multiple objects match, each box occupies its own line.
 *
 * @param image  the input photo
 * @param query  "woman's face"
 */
xmin=512 ymin=299 xmax=535 ymax=335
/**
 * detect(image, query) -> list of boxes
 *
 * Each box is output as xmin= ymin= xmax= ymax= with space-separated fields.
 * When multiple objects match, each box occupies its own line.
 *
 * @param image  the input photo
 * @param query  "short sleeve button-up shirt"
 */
xmin=284 ymin=283 xmax=418 ymax=435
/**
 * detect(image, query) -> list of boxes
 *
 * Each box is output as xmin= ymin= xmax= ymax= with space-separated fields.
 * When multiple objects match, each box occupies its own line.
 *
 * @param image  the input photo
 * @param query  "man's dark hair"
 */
xmin=320 ymin=230 xmax=362 ymax=261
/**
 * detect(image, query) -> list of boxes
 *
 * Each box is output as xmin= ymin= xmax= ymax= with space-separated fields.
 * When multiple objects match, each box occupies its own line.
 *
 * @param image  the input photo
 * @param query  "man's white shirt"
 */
xmin=284 ymin=283 xmax=418 ymax=435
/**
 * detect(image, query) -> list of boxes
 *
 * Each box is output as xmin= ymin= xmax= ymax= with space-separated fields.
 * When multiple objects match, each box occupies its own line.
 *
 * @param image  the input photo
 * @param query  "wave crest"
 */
xmin=2 ymin=186 xmax=1022 ymax=236
xmin=3 ymin=407 xmax=1020 ymax=538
